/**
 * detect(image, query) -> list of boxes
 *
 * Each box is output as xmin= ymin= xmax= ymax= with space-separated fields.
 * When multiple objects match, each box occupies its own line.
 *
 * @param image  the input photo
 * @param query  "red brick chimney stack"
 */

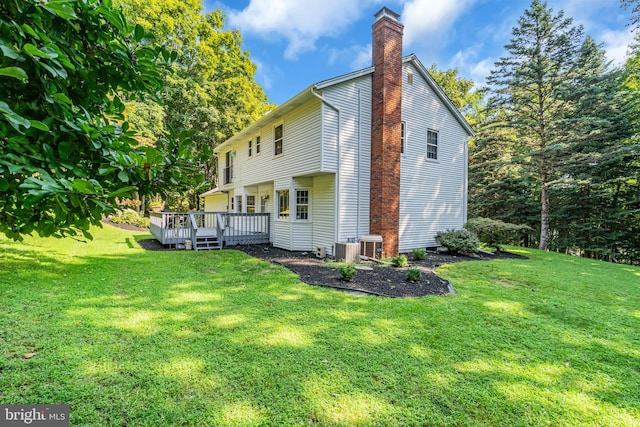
xmin=370 ymin=7 xmax=403 ymax=257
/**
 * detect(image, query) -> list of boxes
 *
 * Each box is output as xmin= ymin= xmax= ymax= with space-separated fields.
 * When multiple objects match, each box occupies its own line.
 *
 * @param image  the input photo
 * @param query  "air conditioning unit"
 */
xmin=335 ymin=242 xmax=360 ymax=263
xmin=360 ymin=235 xmax=383 ymax=259
xmin=314 ymin=246 xmax=326 ymax=258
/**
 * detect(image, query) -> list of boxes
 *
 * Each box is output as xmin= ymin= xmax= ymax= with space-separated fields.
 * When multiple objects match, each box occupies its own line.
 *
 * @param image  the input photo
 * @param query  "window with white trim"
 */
xmin=401 ymin=121 xmax=406 ymax=155
xmin=277 ymin=189 xmax=289 ymax=219
xmin=427 ymin=129 xmax=438 ymax=160
xmin=248 ymin=139 xmax=252 ymax=157
xmin=246 ymin=195 xmax=256 ymax=213
xmin=274 ymin=124 xmax=283 ymax=156
xmin=256 ymin=135 xmax=261 ymax=154
xmin=296 ymin=190 xmax=309 ymax=220
xmin=235 ymin=196 xmax=242 ymax=213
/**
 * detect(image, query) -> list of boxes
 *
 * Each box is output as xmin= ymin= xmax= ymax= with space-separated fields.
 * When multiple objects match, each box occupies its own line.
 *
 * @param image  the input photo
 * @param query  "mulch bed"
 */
xmin=234 ymin=244 xmax=525 ymax=298
xmin=133 ymin=231 xmax=525 ymax=298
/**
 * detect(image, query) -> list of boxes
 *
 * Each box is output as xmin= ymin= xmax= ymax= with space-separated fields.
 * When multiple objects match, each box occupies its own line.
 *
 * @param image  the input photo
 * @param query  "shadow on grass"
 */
xmin=0 ymin=235 xmax=639 ymax=426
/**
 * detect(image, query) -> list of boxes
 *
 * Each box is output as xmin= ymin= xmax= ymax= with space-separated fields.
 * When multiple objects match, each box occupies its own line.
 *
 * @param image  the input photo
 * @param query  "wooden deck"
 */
xmin=150 ymin=212 xmax=271 ymax=250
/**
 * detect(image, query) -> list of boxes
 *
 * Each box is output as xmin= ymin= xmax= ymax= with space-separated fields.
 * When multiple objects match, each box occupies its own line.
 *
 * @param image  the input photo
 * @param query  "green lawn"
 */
xmin=1 ymin=225 xmax=638 ymax=426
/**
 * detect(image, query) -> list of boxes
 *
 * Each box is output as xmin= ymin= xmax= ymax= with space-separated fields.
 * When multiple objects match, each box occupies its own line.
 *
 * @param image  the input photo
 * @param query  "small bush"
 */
xmin=392 ymin=254 xmax=408 ymax=267
xmin=339 ymin=265 xmax=357 ymax=282
xmin=412 ymin=248 xmax=426 ymax=260
xmin=406 ymin=268 xmax=422 ymax=282
xmin=109 ymin=210 xmax=149 ymax=228
xmin=435 ymin=229 xmax=480 ymax=254
xmin=465 ymin=217 xmax=533 ymax=252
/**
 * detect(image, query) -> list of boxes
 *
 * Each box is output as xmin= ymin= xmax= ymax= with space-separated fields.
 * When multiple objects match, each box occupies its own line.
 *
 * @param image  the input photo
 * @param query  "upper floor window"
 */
xmin=401 ymin=121 xmax=406 ymax=155
xmin=256 ymin=135 xmax=261 ymax=154
xmin=277 ymin=189 xmax=289 ymax=219
xmin=427 ymin=130 xmax=438 ymax=160
xmin=296 ymin=190 xmax=309 ymax=220
xmin=248 ymin=139 xmax=253 ymax=157
xmin=407 ymin=70 xmax=413 ymax=85
xmin=224 ymin=151 xmax=233 ymax=184
xmin=274 ymin=124 xmax=283 ymax=156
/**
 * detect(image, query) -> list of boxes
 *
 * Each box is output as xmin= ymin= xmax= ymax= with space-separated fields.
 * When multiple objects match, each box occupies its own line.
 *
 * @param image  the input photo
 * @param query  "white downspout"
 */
xmin=311 ymin=86 xmax=341 ymax=246
xmin=357 ymin=88 xmax=362 ymax=240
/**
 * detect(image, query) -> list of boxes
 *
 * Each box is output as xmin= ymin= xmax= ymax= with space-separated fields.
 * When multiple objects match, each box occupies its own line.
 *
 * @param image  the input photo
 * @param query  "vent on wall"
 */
xmin=335 ymin=242 xmax=360 ymax=263
xmin=314 ymin=246 xmax=326 ymax=258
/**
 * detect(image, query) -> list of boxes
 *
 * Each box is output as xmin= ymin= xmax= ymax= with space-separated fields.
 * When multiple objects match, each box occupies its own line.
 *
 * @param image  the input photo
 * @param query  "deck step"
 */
xmin=194 ymin=236 xmax=222 ymax=250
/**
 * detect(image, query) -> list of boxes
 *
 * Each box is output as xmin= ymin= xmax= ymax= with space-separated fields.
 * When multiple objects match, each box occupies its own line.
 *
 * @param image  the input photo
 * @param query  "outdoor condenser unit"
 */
xmin=335 ymin=242 xmax=360 ymax=263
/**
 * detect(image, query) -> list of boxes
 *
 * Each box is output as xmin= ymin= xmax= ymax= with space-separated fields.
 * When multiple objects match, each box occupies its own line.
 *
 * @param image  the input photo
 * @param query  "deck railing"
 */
xmin=150 ymin=211 xmax=271 ymax=247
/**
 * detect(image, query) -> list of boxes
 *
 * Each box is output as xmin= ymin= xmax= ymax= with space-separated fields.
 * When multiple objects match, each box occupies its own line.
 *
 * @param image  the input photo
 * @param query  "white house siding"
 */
xmin=399 ymin=62 xmax=469 ymax=251
xmin=322 ymin=105 xmax=339 ymax=172
xmin=203 ymin=194 xmax=228 ymax=212
xmin=312 ymin=173 xmax=336 ymax=255
xmin=320 ymin=76 xmax=372 ymax=243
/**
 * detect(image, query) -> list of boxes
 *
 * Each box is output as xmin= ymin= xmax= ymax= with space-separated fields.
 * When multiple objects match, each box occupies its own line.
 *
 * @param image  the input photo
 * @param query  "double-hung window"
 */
xmin=274 ymin=124 xmax=283 ymax=156
xmin=256 ymin=135 xmax=261 ymax=154
xmin=427 ymin=129 xmax=438 ymax=160
xmin=246 ymin=195 xmax=256 ymax=213
xmin=277 ymin=190 xmax=289 ymax=219
xmin=248 ymin=140 xmax=253 ymax=157
xmin=296 ymin=190 xmax=309 ymax=220
xmin=224 ymin=151 xmax=233 ymax=184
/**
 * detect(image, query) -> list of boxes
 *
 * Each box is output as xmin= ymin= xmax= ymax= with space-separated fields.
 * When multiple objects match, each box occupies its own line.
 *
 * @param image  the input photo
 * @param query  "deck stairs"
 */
xmin=194 ymin=234 xmax=222 ymax=250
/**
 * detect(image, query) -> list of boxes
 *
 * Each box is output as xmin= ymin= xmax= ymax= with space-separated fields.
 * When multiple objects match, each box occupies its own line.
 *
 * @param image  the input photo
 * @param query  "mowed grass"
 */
xmin=0 ymin=225 xmax=638 ymax=426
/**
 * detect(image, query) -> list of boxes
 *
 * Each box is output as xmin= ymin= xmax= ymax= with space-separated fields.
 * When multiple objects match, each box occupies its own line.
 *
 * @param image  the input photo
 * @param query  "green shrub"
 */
xmin=412 ymin=248 xmax=426 ymax=260
xmin=465 ymin=217 xmax=533 ymax=252
xmin=392 ymin=254 xmax=408 ymax=267
xmin=406 ymin=268 xmax=422 ymax=282
xmin=110 ymin=210 xmax=149 ymax=228
xmin=339 ymin=265 xmax=357 ymax=282
xmin=435 ymin=229 xmax=480 ymax=254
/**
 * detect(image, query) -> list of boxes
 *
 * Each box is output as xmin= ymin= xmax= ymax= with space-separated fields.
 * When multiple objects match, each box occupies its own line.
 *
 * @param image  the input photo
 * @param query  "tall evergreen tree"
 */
xmin=487 ymin=0 xmax=594 ymax=250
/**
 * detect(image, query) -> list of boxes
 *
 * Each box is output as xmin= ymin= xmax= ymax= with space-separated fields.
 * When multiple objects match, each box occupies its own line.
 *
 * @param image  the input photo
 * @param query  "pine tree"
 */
xmin=487 ymin=0 xmax=592 ymax=250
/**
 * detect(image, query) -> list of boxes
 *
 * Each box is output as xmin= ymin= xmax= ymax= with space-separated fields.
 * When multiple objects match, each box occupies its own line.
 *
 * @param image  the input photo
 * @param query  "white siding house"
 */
xmin=205 ymin=7 xmax=473 ymax=257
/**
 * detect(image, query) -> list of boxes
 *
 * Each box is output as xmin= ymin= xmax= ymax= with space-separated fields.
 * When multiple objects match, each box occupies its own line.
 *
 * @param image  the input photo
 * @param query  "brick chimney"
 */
xmin=370 ymin=7 xmax=403 ymax=257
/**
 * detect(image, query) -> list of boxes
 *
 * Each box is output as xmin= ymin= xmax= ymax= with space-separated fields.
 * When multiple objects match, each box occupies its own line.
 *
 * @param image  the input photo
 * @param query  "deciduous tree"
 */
xmin=0 ymin=0 xmax=168 ymax=240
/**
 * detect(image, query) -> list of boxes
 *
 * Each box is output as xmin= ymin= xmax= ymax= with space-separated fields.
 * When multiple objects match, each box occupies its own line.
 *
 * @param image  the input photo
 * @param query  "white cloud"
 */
xmin=228 ymin=0 xmax=375 ymax=60
xmin=401 ymin=0 xmax=477 ymax=49
xmin=328 ymin=43 xmax=372 ymax=70
xmin=600 ymin=28 xmax=635 ymax=65
xmin=449 ymin=45 xmax=493 ymax=88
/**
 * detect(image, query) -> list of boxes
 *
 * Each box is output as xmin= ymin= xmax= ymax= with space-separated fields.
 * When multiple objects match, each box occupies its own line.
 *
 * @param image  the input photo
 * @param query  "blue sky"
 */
xmin=205 ymin=0 xmax=635 ymax=105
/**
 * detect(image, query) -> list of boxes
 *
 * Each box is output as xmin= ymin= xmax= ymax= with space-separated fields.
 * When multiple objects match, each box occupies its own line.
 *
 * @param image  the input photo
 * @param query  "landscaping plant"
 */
xmin=406 ymin=268 xmax=422 ymax=282
xmin=412 ymin=248 xmax=426 ymax=260
xmin=435 ymin=228 xmax=480 ymax=254
xmin=338 ymin=264 xmax=357 ymax=282
xmin=392 ymin=254 xmax=408 ymax=267
xmin=465 ymin=217 xmax=532 ymax=252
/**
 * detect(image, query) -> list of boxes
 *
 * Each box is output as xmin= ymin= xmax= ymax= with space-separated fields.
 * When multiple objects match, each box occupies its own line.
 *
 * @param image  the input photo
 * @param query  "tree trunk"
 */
xmin=539 ymin=159 xmax=550 ymax=251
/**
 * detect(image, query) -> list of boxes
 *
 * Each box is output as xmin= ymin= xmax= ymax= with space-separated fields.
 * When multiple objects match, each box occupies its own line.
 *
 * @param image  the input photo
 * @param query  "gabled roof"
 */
xmin=215 ymin=55 xmax=474 ymax=153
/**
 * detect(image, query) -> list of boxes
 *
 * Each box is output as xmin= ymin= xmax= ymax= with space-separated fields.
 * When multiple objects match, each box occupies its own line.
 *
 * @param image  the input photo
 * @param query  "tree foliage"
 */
xmin=486 ymin=0 xmax=607 ymax=250
xmin=0 ymin=0 xmax=173 ymax=240
xmin=428 ymin=64 xmax=485 ymax=127
xmin=114 ymin=0 xmax=274 ymax=200
xmin=471 ymin=0 xmax=640 ymax=263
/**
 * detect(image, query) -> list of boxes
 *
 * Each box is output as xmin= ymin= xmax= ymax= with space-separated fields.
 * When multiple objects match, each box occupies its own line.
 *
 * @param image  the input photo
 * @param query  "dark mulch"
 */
xmin=235 ymin=244 xmax=526 ymax=298
xmin=131 ymin=228 xmax=526 ymax=298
